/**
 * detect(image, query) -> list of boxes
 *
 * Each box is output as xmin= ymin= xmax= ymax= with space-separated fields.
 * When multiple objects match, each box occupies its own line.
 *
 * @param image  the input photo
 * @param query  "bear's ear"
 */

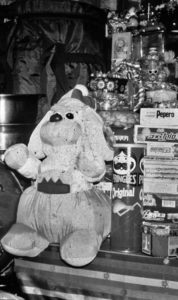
xmin=82 ymin=106 xmax=114 ymax=162
xmin=59 ymin=84 xmax=96 ymax=110
xmin=59 ymin=84 xmax=88 ymax=102
xmin=71 ymin=86 xmax=96 ymax=109
xmin=28 ymin=110 xmax=53 ymax=158
xmin=71 ymin=89 xmax=84 ymax=102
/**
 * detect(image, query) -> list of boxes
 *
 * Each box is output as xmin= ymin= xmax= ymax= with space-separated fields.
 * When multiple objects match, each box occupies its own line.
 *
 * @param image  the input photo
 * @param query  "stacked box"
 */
xmin=146 ymin=142 xmax=178 ymax=158
xmin=142 ymin=221 xmax=178 ymax=257
xmin=140 ymin=108 xmax=178 ymax=127
xmin=138 ymin=108 xmax=178 ymax=223
xmin=135 ymin=108 xmax=178 ymax=257
xmin=134 ymin=125 xmax=178 ymax=144
xmin=143 ymin=192 xmax=178 ymax=222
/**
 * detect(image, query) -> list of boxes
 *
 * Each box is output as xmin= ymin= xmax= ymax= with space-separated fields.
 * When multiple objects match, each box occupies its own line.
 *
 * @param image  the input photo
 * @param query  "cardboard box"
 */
xmin=143 ymin=193 xmax=178 ymax=209
xmin=140 ymin=108 xmax=178 ymax=126
xmin=143 ymin=177 xmax=178 ymax=195
xmin=143 ymin=157 xmax=178 ymax=177
xmin=134 ymin=125 xmax=178 ymax=144
xmin=142 ymin=193 xmax=178 ymax=222
xmin=146 ymin=142 xmax=178 ymax=158
xmin=142 ymin=222 xmax=178 ymax=257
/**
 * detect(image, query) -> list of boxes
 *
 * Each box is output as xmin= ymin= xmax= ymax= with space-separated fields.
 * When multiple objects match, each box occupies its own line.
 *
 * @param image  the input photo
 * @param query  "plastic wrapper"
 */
xmin=146 ymin=89 xmax=177 ymax=108
xmin=98 ymin=110 xmax=140 ymax=129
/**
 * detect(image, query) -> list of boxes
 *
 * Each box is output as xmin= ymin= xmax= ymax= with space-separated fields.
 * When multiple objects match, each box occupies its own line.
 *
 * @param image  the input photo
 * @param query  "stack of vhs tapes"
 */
xmin=134 ymin=108 xmax=178 ymax=257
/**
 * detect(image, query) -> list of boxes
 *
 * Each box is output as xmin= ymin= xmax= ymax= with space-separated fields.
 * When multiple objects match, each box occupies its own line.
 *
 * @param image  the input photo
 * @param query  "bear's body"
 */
xmin=2 ymin=85 xmax=113 ymax=266
xmin=16 ymin=183 xmax=111 ymax=266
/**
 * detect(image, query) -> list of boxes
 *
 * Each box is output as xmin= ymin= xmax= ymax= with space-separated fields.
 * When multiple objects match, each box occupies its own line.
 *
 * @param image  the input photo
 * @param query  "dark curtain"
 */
xmin=0 ymin=0 xmax=107 ymax=108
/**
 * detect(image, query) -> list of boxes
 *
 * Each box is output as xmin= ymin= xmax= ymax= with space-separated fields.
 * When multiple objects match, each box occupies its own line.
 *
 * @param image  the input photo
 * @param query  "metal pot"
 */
xmin=0 ymin=94 xmax=41 ymax=124
xmin=0 ymin=124 xmax=35 ymax=151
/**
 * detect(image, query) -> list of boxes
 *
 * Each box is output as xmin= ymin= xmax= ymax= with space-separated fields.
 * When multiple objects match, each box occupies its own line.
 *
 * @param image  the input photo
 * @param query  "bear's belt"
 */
xmin=37 ymin=179 xmax=70 ymax=194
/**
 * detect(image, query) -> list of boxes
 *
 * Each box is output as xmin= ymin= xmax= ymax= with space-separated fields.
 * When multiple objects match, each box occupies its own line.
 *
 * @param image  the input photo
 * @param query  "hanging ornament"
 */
xmin=133 ymin=80 xmax=145 ymax=112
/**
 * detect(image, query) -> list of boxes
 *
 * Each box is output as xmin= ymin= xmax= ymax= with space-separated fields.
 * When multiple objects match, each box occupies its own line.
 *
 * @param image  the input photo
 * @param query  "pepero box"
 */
xmin=134 ymin=125 xmax=178 ymax=144
xmin=142 ymin=221 xmax=178 ymax=257
xmin=140 ymin=108 xmax=178 ymax=126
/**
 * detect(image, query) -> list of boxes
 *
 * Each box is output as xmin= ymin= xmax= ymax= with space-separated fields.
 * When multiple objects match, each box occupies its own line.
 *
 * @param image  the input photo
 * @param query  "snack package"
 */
xmin=140 ymin=108 xmax=178 ymax=126
xmin=146 ymin=142 xmax=178 ymax=158
xmin=134 ymin=125 xmax=178 ymax=144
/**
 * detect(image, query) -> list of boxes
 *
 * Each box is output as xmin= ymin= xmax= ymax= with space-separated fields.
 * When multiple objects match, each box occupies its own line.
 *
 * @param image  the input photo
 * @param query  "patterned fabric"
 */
xmin=14 ymin=245 xmax=178 ymax=300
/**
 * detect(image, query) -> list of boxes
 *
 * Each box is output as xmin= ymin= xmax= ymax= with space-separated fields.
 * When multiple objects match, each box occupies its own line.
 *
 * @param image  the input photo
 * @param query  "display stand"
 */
xmin=14 ymin=240 xmax=178 ymax=300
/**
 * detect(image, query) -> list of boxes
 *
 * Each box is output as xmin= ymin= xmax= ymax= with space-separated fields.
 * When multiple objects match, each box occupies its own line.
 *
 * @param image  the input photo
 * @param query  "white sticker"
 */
xmin=162 ymin=200 xmax=176 ymax=208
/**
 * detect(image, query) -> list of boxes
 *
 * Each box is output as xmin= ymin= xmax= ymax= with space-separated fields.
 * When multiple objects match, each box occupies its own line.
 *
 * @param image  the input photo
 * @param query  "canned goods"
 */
xmin=110 ymin=143 xmax=145 ymax=253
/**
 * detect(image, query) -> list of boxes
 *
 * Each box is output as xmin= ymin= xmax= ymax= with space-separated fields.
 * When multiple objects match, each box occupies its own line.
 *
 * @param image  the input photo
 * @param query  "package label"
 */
xmin=162 ymin=200 xmax=176 ymax=208
xmin=144 ymin=177 xmax=178 ymax=194
xmin=111 ymin=127 xmax=134 ymax=144
xmin=142 ymin=209 xmax=166 ymax=221
xmin=140 ymin=108 xmax=178 ymax=126
xmin=96 ymin=182 xmax=113 ymax=199
xmin=143 ymin=157 xmax=178 ymax=177
xmin=143 ymin=193 xmax=178 ymax=208
xmin=142 ymin=232 xmax=152 ymax=255
xmin=146 ymin=142 xmax=178 ymax=158
xmin=95 ymin=161 xmax=113 ymax=198
xmin=113 ymin=144 xmax=145 ymax=184
xmin=143 ymin=193 xmax=178 ymax=222
xmin=134 ymin=125 xmax=178 ymax=143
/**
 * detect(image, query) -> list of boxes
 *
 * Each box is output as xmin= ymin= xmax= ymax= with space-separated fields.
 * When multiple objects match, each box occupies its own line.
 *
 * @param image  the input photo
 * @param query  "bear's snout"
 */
xmin=50 ymin=113 xmax=63 ymax=122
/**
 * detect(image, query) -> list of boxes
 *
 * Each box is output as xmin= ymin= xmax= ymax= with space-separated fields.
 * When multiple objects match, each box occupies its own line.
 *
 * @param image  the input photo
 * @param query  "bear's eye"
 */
xmin=50 ymin=113 xmax=63 ymax=122
xmin=66 ymin=113 xmax=74 ymax=119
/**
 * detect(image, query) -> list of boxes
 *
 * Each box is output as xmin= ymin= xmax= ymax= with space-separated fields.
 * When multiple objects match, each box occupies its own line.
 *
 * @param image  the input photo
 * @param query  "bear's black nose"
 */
xmin=50 ymin=113 xmax=63 ymax=122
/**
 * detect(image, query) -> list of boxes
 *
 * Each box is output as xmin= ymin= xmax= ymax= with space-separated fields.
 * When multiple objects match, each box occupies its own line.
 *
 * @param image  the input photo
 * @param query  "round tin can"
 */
xmin=110 ymin=143 xmax=146 ymax=253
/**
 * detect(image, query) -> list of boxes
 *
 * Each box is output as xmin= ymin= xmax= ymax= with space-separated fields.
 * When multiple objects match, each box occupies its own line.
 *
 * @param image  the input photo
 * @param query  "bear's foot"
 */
xmin=1 ymin=223 xmax=49 ymax=257
xmin=60 ymin=229 xmax=102 ymax=267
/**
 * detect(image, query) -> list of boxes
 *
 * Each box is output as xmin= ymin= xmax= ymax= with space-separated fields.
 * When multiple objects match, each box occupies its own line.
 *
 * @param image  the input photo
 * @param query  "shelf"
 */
xmin=14 ymin=240 xmax=178 ymax=300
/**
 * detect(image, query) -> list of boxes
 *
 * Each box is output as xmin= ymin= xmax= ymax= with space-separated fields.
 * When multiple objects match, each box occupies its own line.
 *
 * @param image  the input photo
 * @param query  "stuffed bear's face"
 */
xmin=40 ymin=109 xmax=82 ymax=147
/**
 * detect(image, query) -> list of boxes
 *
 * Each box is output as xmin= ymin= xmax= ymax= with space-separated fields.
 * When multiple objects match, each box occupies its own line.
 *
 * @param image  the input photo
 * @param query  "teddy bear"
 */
xmin=1 ymin=85 xmax=113 ymax=267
